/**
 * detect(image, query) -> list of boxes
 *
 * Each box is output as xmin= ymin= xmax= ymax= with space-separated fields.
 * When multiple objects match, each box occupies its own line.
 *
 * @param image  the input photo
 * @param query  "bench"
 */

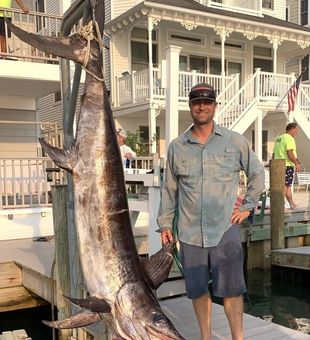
xmin=296 ymin=172 xmax=310 ymax=191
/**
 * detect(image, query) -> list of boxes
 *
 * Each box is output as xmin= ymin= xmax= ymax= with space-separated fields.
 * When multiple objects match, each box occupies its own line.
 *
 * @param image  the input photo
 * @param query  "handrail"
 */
xmin=217 ymin=71 xmax=257 ymax=128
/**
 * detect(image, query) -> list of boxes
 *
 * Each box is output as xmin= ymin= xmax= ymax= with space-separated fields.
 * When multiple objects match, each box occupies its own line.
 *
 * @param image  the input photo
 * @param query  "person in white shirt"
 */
xmin=117 ymin=128 xmax=137 ymax=168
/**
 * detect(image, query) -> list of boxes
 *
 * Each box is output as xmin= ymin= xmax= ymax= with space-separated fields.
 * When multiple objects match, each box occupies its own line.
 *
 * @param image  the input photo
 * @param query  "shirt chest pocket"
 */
xmin=175 ymin=160 xmax=199 ymax=186
xmin=212 ymin=154 xmax=237 ymax=182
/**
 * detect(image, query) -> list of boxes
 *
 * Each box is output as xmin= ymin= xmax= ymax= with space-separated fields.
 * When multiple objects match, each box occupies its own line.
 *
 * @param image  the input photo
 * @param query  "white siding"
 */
xmin=112 ymin=0 xmax=138 ymax=19
xmin=289 ymin=0 xmax=299 ymax=24
xmin=262 ymin=1 xmax=286 ymax=20
xmin=285 ymin=59 xmax=299 ymax=77
xmin=104 ymin=36 xmax=111 ymax=90
xmin=45 ymin=0 xmax=62 ymax=15
xmin=105 ymin=0 xmax=112 ymax=23
xmin=112 ymin=31 xmax=131 ymax=77
xmin=38 ymin=85 xmax=84 ymax=132
xmin=0 ymin=110 xmax=37 ymax=158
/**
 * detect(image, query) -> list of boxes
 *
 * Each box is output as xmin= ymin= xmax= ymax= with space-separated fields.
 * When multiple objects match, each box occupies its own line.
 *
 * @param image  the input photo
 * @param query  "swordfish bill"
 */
xmin=6 ymin=8 xmax=184 ymax=340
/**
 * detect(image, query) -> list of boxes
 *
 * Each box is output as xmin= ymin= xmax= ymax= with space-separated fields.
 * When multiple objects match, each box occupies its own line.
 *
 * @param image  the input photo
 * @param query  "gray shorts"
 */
xmin=179 ymin=225 xmax=246 ymax=299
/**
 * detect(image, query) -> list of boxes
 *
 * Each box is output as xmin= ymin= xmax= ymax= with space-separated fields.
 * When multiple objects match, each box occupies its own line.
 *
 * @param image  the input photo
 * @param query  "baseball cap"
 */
xmin=116 ymin=128 xmax=127 ymax=138
xmin=189 ymin=83 xmax=217 ymax=102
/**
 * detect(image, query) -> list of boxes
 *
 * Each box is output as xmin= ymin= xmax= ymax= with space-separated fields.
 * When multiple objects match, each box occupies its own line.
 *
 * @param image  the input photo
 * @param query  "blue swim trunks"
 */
xmin=285 ymin=166 xmax=294 ymax=187
xmin=179 ymin=225 xmax=246 ymax=299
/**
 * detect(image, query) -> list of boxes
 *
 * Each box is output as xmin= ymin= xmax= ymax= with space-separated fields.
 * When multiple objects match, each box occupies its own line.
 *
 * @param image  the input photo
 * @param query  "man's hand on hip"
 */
xmin=231 ymin=209 xmax=250 ymax=224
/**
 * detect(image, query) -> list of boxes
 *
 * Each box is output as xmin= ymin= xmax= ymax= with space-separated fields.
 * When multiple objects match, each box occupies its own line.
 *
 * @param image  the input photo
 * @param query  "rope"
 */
xmin=76 ymin=20 xmax=107 ymax=82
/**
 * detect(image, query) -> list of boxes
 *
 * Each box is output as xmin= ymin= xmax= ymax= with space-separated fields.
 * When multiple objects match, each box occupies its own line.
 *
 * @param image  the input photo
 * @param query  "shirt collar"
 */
xmin=182 ymin=121 xmax=224 ymax=143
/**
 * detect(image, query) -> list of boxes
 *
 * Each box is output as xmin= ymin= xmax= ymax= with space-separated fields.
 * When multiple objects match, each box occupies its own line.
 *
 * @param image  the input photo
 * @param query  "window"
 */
xmin=252 ymin=130 xmax=268 ymax=161
xmin=179 ymin=55 xmax=207 ymax=73
xmin=285 ymin=0 xmax=290 ymax=21
xmin=214 ymin=41 xmax=243 ymax=50
xmin=131 ymin=28 xmax=158 ymax=72
xmin=253 ymin=46 xmax=273 ymax=72
xmin=262 ymin=0 xmax=273 ymax=9
xmin=35 ymin=0 xmax=46 ymax=31
xmin=179 ymin=56 xmax=188 ymax=71
xmin=210 ymin=58 xmax=222 ymax=75
xmin=302 ymin=55 xmax=309 ymax=81
xmin=190 ymin=56 xmax=207 ymax=73
xmin=301 ymin=0 xmax=308 ymax=25
xmin=53 ymin=91 xmax=62 ymax=103
xmin=170 ymin=34 xmax=202 ymax=44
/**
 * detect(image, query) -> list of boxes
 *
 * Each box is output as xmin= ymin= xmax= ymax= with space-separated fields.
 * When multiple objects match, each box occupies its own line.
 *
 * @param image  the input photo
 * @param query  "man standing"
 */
xmin=273 ymin=122 xmax=301 ymax=209
xmin=0 ymin=0 xmax=29 ymax=56
xmin=157 ymin=83 xmax=265 ymax=340
xmin=116 ymin=128 xmax=137 ymax=168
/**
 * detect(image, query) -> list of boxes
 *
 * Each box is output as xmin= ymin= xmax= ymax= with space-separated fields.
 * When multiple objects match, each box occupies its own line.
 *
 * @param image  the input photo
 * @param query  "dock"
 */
xmin=1 ymin=238 xmax=310 ymax=339
xmin=272 ymin=246 xmax=310 ymax=270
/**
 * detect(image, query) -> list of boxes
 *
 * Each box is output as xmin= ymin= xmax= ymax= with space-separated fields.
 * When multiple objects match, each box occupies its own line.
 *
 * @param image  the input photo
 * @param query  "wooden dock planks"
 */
xmin=272 ymin=246 xmax=310 ymax=270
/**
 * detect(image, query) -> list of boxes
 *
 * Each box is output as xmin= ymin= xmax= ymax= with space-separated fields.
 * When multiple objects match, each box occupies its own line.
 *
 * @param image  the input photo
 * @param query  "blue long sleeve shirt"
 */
xmin=157 ymin=123 xmax=265 ymax=248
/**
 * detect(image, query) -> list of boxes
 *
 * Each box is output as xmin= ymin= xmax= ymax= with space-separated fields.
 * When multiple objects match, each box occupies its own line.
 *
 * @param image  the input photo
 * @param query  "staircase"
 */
xmin=217 ymin=69 xmax=310 ymax=140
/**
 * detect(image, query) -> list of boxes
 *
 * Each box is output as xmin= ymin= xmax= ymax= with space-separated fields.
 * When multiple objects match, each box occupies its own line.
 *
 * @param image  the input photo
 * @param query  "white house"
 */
xmin=103 ymin=0 xmax=310 ymax=169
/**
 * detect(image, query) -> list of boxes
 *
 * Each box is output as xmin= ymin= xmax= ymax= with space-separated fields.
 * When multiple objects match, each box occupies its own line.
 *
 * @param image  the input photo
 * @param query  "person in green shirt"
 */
xmin=0 ymin=0 xmax=29 ymax=56
xmin=273 ymin=122 xmax=301 ymax=209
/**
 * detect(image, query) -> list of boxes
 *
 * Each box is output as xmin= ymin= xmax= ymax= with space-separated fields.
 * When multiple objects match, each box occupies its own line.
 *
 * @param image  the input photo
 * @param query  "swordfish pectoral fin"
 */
xmin=141 ymin=243 xmax=174 ymax=290
xmin=42 ymin=310 xmax=102 ymax=329
xmin=64 ymin=295 xmax=111 ymax=313
xmin=39 ymin=138 xmax=77 ymax=172
xmin=6 ymin=20 xmax=87 ymax=65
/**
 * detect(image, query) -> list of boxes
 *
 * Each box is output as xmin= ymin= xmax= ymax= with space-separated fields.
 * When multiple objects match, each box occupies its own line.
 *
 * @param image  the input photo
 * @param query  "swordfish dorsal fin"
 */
xmin=39 ymin=138 xmax=77 ymax=172
xmin=141 ymin=243 xmax=174 ymax=290
xmin=6 ymin=20 xmax=88 ymax=65
xmin=42 ymin=310 xmax=101 ymax=329
xmin=64 ymin=295 xmax=111 ymax=313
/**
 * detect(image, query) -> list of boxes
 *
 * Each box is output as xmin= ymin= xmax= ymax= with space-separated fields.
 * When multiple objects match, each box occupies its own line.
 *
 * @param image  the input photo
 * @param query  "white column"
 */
xmin=148 ymin=108 xmax=157 ymax=154
xmin=147 ymin=17 xmax=154 ymax=102
xmin=164 ymin=45 xmax=182 ymax=155
xmin=268 ymin=37 xmax=282 ymax=74
xmin=214 ymin=28 xmax=232 ymax=89
xmin=255 ymin=110 xmax=263 ymax=161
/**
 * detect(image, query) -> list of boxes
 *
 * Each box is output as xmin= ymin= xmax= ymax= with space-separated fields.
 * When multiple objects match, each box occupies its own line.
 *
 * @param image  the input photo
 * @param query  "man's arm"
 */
xmin=238 ymin=137 xmax=265 ymax=217
xmin=287 ymin=150 xmax=301 ymax=172
xmin=15 ymin=0 xmax=29 ymax=13
xmin=157 ymin=144 xmax=178 ymax=244
xmin=123 ymin=145 xmax=137 ymax=160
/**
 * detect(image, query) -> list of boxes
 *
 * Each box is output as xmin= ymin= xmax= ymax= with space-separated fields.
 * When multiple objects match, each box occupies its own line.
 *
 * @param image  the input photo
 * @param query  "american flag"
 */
xmin=288 ymin=74 xmax=302 ymax=112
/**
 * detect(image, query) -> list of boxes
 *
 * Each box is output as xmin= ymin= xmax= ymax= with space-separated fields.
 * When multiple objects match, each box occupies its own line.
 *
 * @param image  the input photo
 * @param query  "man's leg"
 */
xmin=224 ymin=295 xmax=244 ymax=340
xmin=192 ymin=293 xmax=212 ymax=340
xmin=285 ymin=185 xmax=297 ymax=209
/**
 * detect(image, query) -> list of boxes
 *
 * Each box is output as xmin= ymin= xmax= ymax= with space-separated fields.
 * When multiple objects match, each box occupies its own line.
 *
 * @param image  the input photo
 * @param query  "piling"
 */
xmin=270 ymin=159 xmax=285 ymax=250
xmin=52 ymin=185 xmax=72 ymax=339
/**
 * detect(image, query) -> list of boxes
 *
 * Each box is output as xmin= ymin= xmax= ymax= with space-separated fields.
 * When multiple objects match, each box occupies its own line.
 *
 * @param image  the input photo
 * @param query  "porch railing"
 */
xmin=116 ymin=69 xmax=235 ymax=106
xmin=0 ymin=157 xmax=66 ymax=208
xmin=298 ymin=85 xmax=310 ymax=123
xmin=0 ymin=156 xmax=153 ymax=208
xmin=178 ymin=71 xmax=233 ymax=100
xmin=0 ymin=7 xmax=62 ymax=62
xmin=217 ymin=69 xmax=297 ymax=129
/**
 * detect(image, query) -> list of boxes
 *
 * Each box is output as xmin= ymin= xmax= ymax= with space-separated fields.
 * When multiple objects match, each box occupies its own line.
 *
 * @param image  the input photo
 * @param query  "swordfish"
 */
xmin=6 ymin=4 xmax=184 ymax=340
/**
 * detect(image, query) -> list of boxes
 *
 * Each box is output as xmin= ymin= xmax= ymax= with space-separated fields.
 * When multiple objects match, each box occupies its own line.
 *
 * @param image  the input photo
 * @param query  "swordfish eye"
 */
xmin=151 ymin=312 xmax=167 ymax=326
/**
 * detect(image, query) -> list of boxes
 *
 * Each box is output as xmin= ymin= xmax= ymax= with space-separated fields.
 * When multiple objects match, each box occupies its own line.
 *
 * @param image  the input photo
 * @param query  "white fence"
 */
xmin=0 ymin=156 xmax=153 ymax=208
xmin=0 ymin=158 xmax=66 ymax=208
